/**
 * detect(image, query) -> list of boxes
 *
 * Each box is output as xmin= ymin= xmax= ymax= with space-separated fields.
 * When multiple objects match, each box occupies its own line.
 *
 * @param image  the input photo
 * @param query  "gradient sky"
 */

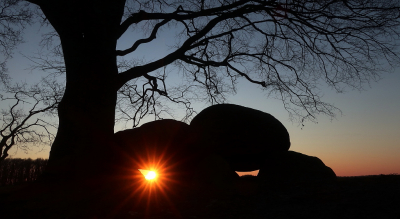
xmin=3 ymin=16 xmax=400 ymax=177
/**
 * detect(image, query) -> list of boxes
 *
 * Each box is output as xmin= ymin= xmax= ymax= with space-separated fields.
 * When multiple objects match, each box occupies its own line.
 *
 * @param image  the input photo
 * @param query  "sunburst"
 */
xmin=138 ymin=169 xmax=158 ymax=180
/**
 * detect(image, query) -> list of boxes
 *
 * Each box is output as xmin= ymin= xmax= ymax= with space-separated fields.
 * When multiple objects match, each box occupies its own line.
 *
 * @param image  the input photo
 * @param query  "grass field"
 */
xmin=1 ymin=174 xmax=399 ymax=218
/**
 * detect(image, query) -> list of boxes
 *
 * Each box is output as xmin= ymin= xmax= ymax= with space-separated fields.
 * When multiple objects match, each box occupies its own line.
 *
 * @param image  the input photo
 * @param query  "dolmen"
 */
xmin=114 ymin=103 xmax=336 ymax=192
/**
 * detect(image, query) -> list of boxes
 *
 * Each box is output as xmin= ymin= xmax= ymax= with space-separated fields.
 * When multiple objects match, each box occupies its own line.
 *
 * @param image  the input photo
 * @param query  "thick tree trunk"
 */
xmin=45 ymin=53 xmax=118 ymax=179
xmin=36 ymin=0 xmax=126 ymax=181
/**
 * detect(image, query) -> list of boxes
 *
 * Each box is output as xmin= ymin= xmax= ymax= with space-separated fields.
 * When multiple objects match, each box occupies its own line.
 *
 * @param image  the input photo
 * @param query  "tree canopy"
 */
xmin=26 ymin=0 xmax=400 ymax=125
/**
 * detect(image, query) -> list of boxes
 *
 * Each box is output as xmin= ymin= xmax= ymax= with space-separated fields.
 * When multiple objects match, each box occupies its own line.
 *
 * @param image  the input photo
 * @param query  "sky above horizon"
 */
xmin=2 ymin=13 xmax=400 ymax=177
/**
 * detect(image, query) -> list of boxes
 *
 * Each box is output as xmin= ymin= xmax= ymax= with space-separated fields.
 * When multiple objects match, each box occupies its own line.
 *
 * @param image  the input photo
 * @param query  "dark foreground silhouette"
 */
xmin=1 ymin=174 xmax=400 ymax=218
xmin=1 ymin=104 xmax=396 ymax=218
xmin=112 ymin=104 xmax=336 ymax=193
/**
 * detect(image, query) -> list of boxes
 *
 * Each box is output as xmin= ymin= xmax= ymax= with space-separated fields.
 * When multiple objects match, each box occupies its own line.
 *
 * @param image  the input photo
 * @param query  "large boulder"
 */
xmin=258 ymin=151 xmax=337 ymax=184
xmin=190 ymin=104 xmax=290 ymax=172
xmin=114 ymin=119 xmax=199 ymax=184
xmin=190 ymin=153 xmax=239 ymax=197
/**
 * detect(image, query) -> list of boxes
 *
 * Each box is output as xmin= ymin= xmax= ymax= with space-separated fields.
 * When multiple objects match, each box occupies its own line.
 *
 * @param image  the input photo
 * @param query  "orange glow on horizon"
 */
xmin=236 ymin=170 xmax=259 ymax=177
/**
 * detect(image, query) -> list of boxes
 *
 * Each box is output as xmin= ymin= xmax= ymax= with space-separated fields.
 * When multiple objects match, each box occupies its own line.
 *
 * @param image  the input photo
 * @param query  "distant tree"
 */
xmin=0 ymin=78 xmax=63 ymax=162
xmin=0 ymin=0 xmax=62 ymax=163
xmin=13 ymin=0 xmax=400 ymax=180
xmin=0 ymin=157 xmax=48 ymax=185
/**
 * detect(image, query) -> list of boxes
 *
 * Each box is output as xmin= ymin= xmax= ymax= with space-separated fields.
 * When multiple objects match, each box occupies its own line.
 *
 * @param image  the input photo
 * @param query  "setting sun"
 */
xmin=145 ymin=171 xmax=157 ymax=180
xmin=138 ymin=169 xmax=158 ymax=181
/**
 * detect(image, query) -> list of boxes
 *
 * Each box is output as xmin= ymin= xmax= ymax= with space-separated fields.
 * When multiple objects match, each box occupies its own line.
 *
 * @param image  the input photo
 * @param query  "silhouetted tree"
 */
xmin=0 ymin=158 xmax=48 ymax=185
xmin=18 ymin=0 xmax=399 ymax=180
xmin=0 ymin=0 xmax=63 ymax=163
xmin=0 ymin=79 xmax=62 ymax=162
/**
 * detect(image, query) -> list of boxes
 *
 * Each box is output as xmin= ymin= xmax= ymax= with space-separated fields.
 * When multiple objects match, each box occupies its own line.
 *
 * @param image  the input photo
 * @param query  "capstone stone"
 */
xmin=190 ymin=103 xmax=291 ymax=172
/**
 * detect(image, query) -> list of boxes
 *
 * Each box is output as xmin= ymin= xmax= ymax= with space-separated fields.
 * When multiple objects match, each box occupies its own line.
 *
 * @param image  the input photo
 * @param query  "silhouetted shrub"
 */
xmin=0 ymin=158 xmax=48 ymax=186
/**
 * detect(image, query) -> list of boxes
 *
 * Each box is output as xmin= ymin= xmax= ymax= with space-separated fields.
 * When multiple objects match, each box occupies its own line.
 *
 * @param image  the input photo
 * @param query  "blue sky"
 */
xmin=228 ymin=70 xmax=400 ymax=176
xmin=3 ymin=17 xmax=400 ymax=177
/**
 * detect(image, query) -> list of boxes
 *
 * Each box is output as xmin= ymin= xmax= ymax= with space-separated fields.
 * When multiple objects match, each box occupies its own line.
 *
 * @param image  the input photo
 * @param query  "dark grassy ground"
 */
xmin=1 ymin=174 xmax=399 ymax=218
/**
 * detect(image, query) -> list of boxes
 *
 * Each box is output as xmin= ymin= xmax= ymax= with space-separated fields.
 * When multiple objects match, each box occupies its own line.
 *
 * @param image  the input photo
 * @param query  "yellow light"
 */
xmin=145 ymin=171 xmax=157 ymax=180
xmin=138 ymin=169 xmax=157 ymax=181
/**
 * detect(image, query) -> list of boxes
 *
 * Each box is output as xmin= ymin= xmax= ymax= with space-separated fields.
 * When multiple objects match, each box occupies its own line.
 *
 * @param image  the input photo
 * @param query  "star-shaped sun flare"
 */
xmin=138 ymin=169 xmax=157 ymax=181
xmin=145 ymin=171 xmax=157 ymax=180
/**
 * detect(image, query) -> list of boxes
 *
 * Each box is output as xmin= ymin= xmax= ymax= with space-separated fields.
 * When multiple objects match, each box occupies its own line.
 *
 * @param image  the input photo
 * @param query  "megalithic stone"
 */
xmin=258 ymin=151 xmax=337 ymax=184
xmin=190 ymin=103 xmax=290 ymax=172
xmin=114 ymin=119 xmax=200 ymax=183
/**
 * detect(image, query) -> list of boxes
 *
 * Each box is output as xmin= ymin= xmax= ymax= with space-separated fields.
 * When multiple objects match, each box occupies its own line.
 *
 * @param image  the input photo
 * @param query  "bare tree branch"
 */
xmin=0 ymin=0 xmax=33 ymax=58
xmin=24 ymin=0 xmax=400 ymax=126
xmin=0 ymin=78 xmax=63 ymax=162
